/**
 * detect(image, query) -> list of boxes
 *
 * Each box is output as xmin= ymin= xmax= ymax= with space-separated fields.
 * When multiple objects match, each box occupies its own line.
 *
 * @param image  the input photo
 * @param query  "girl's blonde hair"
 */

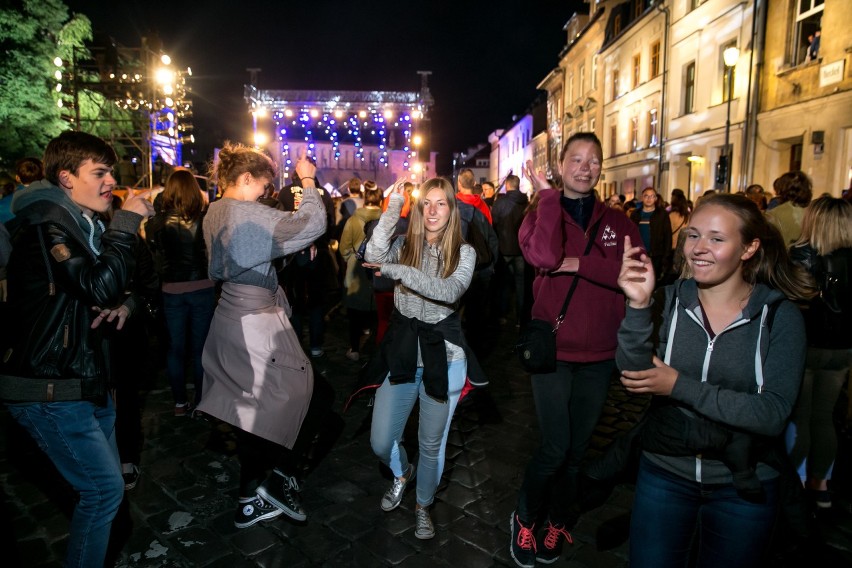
xmin=398 ymin=177 xmax=463 ymax=278
xmin=795 ymin=195 xmax=852 ymax=255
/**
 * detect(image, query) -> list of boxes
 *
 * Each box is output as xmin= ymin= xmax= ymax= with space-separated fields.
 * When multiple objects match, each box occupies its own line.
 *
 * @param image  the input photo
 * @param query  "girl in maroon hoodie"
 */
xmin=509 ymin=133 xmax=641 ymax=568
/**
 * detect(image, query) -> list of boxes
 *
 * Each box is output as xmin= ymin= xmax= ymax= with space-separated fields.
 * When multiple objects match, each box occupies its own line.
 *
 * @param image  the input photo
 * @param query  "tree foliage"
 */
xmin=0 ymin=0 xmax=93 ymax=166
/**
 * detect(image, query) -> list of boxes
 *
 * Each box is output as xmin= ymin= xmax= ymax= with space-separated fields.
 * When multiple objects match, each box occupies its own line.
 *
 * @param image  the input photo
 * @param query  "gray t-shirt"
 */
xmin=204 ymin=187 xmax=326 ymax=291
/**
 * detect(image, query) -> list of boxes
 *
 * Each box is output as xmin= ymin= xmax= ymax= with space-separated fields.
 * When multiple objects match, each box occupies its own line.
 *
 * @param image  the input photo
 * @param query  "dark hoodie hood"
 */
xmin=11 ymin=179 xmax=105 ymax=254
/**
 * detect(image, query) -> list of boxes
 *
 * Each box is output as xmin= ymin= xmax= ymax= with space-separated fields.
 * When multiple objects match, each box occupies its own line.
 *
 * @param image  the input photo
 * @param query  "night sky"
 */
xmin=64 ymin=0 xmax=581 ymax=174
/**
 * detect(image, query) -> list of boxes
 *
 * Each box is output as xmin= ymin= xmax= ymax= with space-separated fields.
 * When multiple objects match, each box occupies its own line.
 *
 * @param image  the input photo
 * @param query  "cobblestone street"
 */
xmin=3 ymin=311 xmax=852 ymax=567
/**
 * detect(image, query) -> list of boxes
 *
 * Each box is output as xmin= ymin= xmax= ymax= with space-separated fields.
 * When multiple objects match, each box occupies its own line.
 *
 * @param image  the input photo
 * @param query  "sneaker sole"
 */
xmin=234 ymin=507 xmax=284 ymax=529
xmin=415 ymin=529 xmax=435 ymax=540
xmin=256 ymin=486 xmax=307 ymax=522
xmin=380 ymin=465 xmax=416 ymax=512
xmin=509 ymin=514 xmax=536 ymax=568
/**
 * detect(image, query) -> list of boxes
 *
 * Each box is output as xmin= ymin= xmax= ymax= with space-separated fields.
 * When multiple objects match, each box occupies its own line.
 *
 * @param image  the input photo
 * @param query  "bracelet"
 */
xmin=301 ymin=176 xmax=316 ymax=182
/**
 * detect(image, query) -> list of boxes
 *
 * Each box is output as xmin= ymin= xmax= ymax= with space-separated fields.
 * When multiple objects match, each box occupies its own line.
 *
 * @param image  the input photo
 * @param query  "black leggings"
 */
xmin=235 ymin=372 xmax=336 ymax=497
xmin=236 ymin=430 xmax=296 ymax=497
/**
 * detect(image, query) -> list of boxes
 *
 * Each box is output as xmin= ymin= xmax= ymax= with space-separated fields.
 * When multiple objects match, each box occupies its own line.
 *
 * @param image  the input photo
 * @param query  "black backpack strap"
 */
xmin=553 ymin=218 xmax=602 ymax=331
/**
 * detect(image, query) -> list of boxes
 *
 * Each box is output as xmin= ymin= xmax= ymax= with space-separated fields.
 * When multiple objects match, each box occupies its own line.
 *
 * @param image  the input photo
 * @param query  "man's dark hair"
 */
xmin=15 ymin=157 xmax=44 ymax=184
xmin=505 ymin=175 xmax=520 ymax=191
xmin=43 ymin=131 xmax=117 ymax=185
xmin=773 ymin=171 xmax=812 ymax=207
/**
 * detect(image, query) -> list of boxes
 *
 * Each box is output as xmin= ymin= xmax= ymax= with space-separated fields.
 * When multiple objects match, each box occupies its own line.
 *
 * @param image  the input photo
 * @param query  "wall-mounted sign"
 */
xmin=819 ymin=60 xmax=845 ymax=88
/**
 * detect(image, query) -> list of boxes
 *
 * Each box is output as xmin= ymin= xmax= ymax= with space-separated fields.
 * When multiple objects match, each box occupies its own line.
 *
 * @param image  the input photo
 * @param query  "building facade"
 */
xmin=755 ymin=0 xmax=852 ymax=196
xmin=600 ymin=0 xmax=667 ymax=201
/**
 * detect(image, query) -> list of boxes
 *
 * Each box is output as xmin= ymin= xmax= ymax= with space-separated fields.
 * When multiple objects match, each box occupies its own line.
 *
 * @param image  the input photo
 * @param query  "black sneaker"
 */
xmin=257 ymin=469 xmax=307 ymax=521
xmin=536 ymin=520 xmax=573 ymax=564
xmin=234 ymin=494 xmax=283 ymax=528
xmin=122 ymin=464 xmax=140 ymax=491
xmin=510 ymin=512 xmax=536 ymax=568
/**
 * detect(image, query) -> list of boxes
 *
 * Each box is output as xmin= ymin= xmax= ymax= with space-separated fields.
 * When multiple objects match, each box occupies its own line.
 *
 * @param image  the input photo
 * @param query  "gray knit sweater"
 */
xmin=203 ymin=187 xmax=326 ymax=291
xmin=365 ymin=193 xmax=475 ymax=361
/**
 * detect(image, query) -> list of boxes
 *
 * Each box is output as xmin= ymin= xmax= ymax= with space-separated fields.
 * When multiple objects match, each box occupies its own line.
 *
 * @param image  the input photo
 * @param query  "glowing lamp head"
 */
xmin=723 ymin=47 xmax=739 ymax=68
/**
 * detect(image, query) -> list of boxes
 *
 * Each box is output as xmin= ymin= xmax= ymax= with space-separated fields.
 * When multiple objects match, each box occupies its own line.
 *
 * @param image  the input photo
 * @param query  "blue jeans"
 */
xmin=630 ymin=455 xmax=778 ymax=568
xmin=516 ymin=359 xmax=613 ymax=525
xmin=7 ymin=397 xmax=124 ymax=568
xmin=370 ymin=359 xmax=466 ymax=507
xmin=162 ymin=287 xmax=216 ymax=405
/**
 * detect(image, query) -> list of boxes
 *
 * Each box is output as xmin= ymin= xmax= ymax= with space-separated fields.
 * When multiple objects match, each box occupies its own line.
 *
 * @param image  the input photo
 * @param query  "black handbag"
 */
xmin=515 ymin=219 xmax=601 ymax=374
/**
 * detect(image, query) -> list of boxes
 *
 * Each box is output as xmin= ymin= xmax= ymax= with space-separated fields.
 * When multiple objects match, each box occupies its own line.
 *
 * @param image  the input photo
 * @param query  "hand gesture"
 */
xmin=617 ymin=236 xmax=654 ymax=308
xmin=91 ymin=304 xmax=131 ymax=330
xmin=621 ymin=355 xmax=678 ymax=395
xmin=388 ymin=176 xmax=408 ymax=195
xmin=295 ymin=155 xmax=317 ymax=186
xmin=522 ymin=159 xmax=551 ymax=193
xmin=122 ymin=189 xmax=154 ymax=218
xmin=362 ymin=262 xmax=382 ymax=278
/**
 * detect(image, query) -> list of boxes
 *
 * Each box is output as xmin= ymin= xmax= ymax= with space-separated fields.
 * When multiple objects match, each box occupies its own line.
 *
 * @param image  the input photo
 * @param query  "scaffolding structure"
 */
xmin=58 ymin=37 xmax=192 ymax=188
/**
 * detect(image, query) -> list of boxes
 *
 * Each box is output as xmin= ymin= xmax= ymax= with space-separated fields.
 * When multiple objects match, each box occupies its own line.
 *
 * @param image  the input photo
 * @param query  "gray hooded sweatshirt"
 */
xmin=616 ymin=278 xmax=806 ymax=484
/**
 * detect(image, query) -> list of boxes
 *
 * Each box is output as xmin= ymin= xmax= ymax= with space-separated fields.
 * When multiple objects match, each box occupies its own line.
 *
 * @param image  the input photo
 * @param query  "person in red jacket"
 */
xmin=509 ymin=132 xmax=642 ymax=568
xmin=456 ymin=168 xmax=492 ymax=224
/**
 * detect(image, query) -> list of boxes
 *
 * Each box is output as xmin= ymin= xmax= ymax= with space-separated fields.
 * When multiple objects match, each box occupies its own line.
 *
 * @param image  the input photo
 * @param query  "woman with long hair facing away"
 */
xmin=197 ymin=144 xmax=326 ymax=528
xmin=786 ymin=196 xmax=852 ymax=510
xmin=510 ymin=133 xmax=641 ymax=568
xmin=616 ymin=193 xmax=814 ymax=567
xmin=145 ymin=169 xmax=215 ymax=415
xmin=363 ymin=177 xmax=483 ymax=540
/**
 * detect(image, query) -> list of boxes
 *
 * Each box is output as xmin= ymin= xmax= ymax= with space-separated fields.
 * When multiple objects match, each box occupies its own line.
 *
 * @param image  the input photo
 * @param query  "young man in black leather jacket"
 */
xmin=1 ymin=131 xmax=153 ymax=567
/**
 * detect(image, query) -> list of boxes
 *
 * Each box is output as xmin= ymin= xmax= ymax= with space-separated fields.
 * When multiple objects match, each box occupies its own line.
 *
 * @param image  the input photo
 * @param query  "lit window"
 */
xmin=631 ymin=116 xmax=639 ymax=151
xmin=648 ymin=109 xmax=658 ymax=147
xmin=612 ymin=69 xmax=620 ymax=101
xmin=720 ymin=41 xmax=737 ymax=103
xmin=792 ymin=0 xmax=823 ymax=65
xmin=633 ymin=54 xmax=641 ymax=89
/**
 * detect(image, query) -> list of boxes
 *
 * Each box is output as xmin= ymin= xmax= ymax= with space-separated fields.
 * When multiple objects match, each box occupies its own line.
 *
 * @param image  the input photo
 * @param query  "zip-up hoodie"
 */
xmin=520 ymin=188 xmax=642 ymax=362
xmin=616 ymin=278 xmax=806 ymax=484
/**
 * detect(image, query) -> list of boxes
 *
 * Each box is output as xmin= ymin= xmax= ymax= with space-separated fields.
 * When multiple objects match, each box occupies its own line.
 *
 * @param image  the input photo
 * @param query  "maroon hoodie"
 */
xmin=519 ymin=188 xmax=641 ymax=362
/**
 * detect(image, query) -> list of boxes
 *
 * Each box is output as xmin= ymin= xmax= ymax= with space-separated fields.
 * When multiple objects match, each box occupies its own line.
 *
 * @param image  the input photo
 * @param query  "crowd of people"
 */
xmin=0 ymin=130 xmax=850 ymax=567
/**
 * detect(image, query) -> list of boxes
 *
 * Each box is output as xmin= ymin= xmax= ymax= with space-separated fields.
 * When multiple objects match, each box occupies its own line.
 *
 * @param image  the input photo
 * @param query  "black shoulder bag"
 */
xmin=515 ymin=219 xmax=601 ymax=374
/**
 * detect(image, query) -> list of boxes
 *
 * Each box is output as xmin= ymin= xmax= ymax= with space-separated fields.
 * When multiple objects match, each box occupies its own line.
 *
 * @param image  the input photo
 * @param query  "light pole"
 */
xmin=722 ymin=46 xmax=739 ymax=192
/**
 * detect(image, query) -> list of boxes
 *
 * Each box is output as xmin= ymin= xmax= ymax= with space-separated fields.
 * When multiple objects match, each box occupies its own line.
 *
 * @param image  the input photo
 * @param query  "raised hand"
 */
xmin=122 ymin=189 xmax=155 ymax=217
xmin=617 ymin=235 xmax=654 ymax=308
xmin=295 ymin=155 xmax=317 ymax=186
xmin=522 ymin=159 xmax=551 ymax=193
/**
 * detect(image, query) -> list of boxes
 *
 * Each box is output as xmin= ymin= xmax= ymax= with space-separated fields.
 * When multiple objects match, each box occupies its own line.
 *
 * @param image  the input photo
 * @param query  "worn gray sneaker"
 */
xmin=380 ymin=464 xmax=416 ymax=512
xmin=414 ymin=507 xmax=435 ymax=540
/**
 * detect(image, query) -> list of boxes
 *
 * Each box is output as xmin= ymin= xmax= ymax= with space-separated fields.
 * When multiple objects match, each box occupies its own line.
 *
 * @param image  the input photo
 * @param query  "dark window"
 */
xmin=683 ymin=62 xmax=696 ymax=114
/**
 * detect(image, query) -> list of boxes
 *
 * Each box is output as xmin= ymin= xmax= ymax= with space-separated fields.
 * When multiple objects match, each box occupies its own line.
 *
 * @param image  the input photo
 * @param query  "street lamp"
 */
xmin=722 ymin=46 xmax=739 ymax=192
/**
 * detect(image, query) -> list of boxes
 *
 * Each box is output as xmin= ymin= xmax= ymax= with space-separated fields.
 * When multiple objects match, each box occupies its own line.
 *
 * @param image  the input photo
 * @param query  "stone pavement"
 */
xmin=3 ymin=311 xmax=852 ymax=567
